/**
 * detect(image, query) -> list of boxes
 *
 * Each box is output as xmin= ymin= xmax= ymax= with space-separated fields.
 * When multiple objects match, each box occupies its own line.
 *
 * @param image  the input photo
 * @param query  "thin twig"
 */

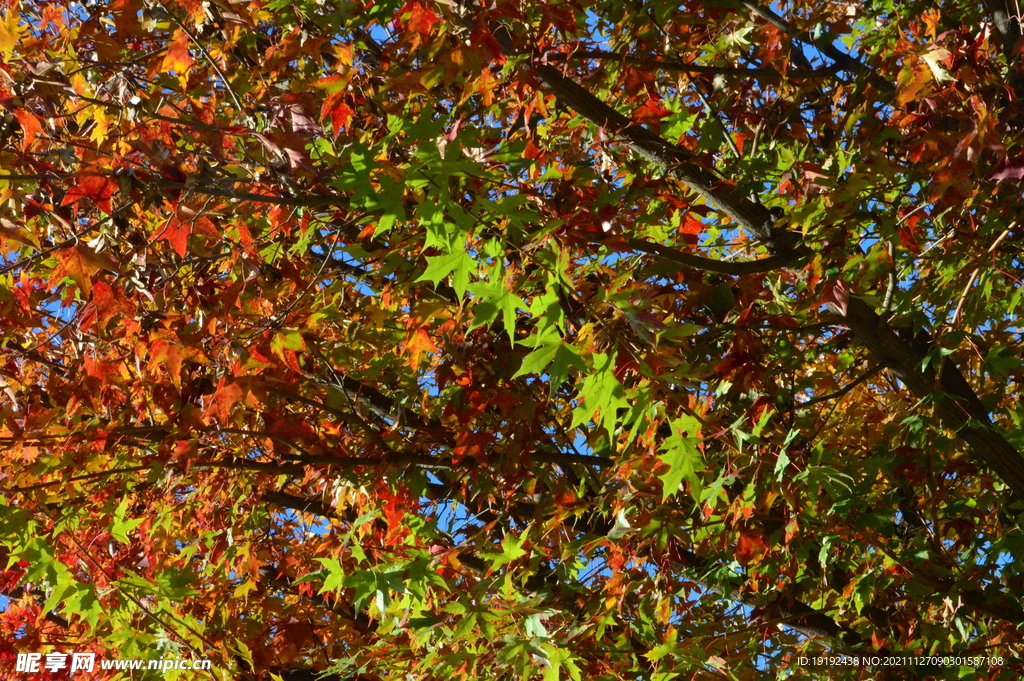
xmin=951 ymin=224 xmax=1015 ymax=325
xmin=794 ymin=365 xmax=883 ymax=411
xmin=0 ymin=202 xmax=132 ymax=276
xmin=168 ymin=12 xmax=246 ymax=115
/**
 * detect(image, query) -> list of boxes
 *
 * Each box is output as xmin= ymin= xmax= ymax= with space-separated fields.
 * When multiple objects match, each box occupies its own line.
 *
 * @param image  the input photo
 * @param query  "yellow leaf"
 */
xmin=0 ymin=1 xmax=23 ymax=60
xmin=922 ymin=47 xmax=953 ymax=84
xmin=896 ymin=63 xmax=932 ymax=106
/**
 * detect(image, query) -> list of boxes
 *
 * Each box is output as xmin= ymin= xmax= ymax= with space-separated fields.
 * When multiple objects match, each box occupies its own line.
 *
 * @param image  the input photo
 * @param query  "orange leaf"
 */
xmin=156 ymin=216 xmax=192 ymax=256
xmin=735 ymin=531 xmax=767 ymax=565
xmin=149 ymin=337 xmax=185 ymax=389
xmin=50 ymin=245 xmax=117 ymax=296
xmin=402 ymin=326 xmax=438 ymax=365
xmin=633 ymin=97 xmax=671 ymax=126
xmin=12 ymin=109 xmax=42 ymax=151
xmin=161 ymin=29 xmax=194 ymax=75
xmin=896 ymin=63 xmax=931 ymax=106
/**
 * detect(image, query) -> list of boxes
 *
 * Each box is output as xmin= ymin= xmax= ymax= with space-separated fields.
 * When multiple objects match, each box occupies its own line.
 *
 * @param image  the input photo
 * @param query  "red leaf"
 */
xmin=149 ymin=337 xmax=185 ymax=389
xmin=156 ymin=216 xmax=192 ymax=256
xmin=633 ymin=97 xmax=672 ymax=128
xmin=622 ymin=65 xmax=656 ymax=97
xmin=92 ymin=280 xmax=133 ymax=331
xmin=735 ymin=531 xmax=767 ymax=565
xmin=328 ymin=101 xmax=354 ymax=137
xmin=680 ymin=214 xmax=703 ymax=246
xmin=61 ymin=174 xmax=117 ymax=213
xmin=154 ymin=205 xmax=218 ymax=256
xmin=817 ymin=280 xmax=851 ymax=316
xmin=205 ymin=377 xmax=244 ymax=423
xmin=898 ymin=223 xmax=922 ymax=253
xmin=402 ymin=1 xmax=440 ymax=34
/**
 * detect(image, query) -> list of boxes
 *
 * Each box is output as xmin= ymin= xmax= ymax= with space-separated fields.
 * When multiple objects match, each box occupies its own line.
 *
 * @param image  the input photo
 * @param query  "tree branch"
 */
xmin=740 ymin=1 xmax=894 ymax=93
xmin=549 ymin=50 xmax=841 ymax=81
xmin=580 ymin=232 xmax=799 ymax=275
xmin=480 ymin=17 xmax=1024 ymax=503
xmin=794 ymin=365 xmax=882 ymax=410
xmin=982 ymin=0 xmax=1024 ymax=97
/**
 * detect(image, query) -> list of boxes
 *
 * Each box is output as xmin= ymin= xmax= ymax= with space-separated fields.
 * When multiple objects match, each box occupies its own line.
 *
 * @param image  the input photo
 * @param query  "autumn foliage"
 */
xmin=2 ymin=0 xmax=1024 ymax=679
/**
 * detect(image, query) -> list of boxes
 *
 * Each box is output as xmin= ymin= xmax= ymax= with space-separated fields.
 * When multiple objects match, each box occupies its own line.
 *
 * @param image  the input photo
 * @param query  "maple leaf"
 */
xmin=990 ymin=157 xmax=1024 ymax=182
xmin=734 ymin=531 xmax=767 ymax=566
xmin=921 ymin=46 xmax=953 ymax=84
xmin=632 ymin=97 xmax=672 ymax=128
xmin=161 ymin=29 xmax=194 ymax=75
xmin=402 ymin=1 xmax=440 ymax=34
xmin=0 ymin=2 xmax=22 ymax=59
xmin=155 ymin=215 xmax=192 ymax=256
xmin=12 ymin=109 xmax=42 ymax=151
xmin=657 ymin=415 xmax=704 ymax=501
xmin=61 ymin=174 xmax=117 ymax=213
xmin=679 ymin=213 xmax=703 ymax=246
xmin=154 ymin=205 xmax=219 ymax=256
xmin=571 ymin=352 xmax=630 ymax=439
xmin=896 ymin=63 xmax=933 ymax=105
xmin=148 ymin=337 xmax=186 ymax=389
xmin=91 ymin=280 xmax=134 ymax=331
xmin=402 ymin=326 xmax=439 ymax=365
xmin=817 ymin=279 xmax=851 ymax=316
xmin=49 ymin=245 xmax=117 ymax=296
xmin=204 ymin=377 xmax=244 ymax=423
xmin=327 ymin=100 xmax=354 ymax=137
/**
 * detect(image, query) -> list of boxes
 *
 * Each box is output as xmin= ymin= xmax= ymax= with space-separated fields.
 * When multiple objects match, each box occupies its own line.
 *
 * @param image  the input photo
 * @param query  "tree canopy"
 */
xmin=2 ymin=0 xmax=1024 ymax=678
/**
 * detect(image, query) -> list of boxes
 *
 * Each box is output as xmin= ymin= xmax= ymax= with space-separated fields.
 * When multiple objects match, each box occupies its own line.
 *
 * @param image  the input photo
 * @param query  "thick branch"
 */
xmin=843 ymin=299 xmax=1024 ymax=499
xmin=484 ymin=19 xmax=1024 ymax=502
xmin=982 ymin=0 xmax=1024 ymax=98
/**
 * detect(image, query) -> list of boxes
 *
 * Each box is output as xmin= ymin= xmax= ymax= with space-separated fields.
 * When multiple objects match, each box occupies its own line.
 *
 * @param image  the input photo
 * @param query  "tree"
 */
xmin=1 ymin=0 xmax=1023 ymax=678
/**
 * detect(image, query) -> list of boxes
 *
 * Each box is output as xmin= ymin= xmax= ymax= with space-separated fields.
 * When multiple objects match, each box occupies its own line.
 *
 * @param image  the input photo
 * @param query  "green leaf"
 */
xmin=512 ymin=341 xmax=560 ymax=378
xmin=154 ymin=568 xmax=199 ymax=599
xmin=315 ymin=557 xmax=345 ymax=593
xmin=571 ymin=352 xmax=629 ymax=439
xmin=417 ymin=251 xmax=473 ymax=298
xmin=110 ymin=497 xmax=145 ymax=543
xmin=657 ymin=415 xmax=704 ymax=501
xmin=483 ymin=532 xmax=528 ymax=569
xmin=774 ymin=449 xmax=792 ymax=481
xmin=467 ymin=278 xmax=526 ymax=338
